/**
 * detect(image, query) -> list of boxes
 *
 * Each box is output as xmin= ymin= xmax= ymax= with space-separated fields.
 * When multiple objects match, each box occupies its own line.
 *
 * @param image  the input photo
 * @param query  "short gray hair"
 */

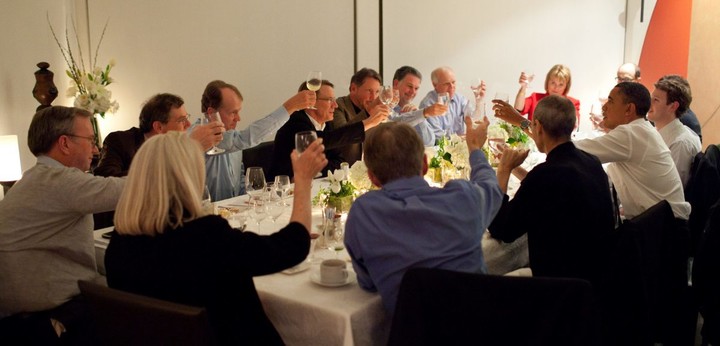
xmin=27 ymin=106 xmax=92 ymax=156
xmin=533 ymin=95 xmax=576 ymax=139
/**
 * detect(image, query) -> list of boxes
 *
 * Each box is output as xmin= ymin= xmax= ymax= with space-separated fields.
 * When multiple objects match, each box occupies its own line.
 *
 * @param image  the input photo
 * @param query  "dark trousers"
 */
xmin=0 ymin=296 xmax=94 ymax=345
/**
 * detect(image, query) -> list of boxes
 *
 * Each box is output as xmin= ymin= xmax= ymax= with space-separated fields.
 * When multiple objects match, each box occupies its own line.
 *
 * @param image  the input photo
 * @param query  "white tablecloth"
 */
xmin=94 ymin=179 xmax=529 ymax=346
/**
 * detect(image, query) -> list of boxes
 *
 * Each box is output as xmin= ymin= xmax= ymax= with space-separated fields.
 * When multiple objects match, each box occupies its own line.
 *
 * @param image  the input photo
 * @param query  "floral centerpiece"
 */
xmin=49 ymin=17 xmax=118 ymax=148
xmin=485 ymin=121 xmax=531 ymax=167
xmin=427 ymin=134 xmax=470 ymax=183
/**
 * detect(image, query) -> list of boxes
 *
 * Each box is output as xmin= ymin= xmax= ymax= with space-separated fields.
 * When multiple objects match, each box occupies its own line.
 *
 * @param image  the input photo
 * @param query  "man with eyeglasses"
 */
xmin=0 ymin=106 xmax=125 ymax=344
xmin=270 ymin=80 xmax=387 ymax=179
xmin=614 ymin=63 xmax=701 ymax=140
xmin=201 ymin=80 xmax=317 ymax=201
xmin=95 ymin=93 xmax=224 ymax=177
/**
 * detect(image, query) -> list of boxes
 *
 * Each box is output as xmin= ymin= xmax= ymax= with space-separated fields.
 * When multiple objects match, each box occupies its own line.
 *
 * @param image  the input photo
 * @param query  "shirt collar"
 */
xmin=36 ymin=155 xmax=65 ymax=168
xmin=305 ymin=111 xmax=325 ymax=131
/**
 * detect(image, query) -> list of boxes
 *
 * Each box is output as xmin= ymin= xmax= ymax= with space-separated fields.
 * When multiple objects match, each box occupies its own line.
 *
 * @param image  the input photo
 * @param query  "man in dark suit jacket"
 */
xmin=94 ymin=93 xmax=222 ymax=177
xmin=489 ymin=95 xmax=615 ymax=289
xmin=332 ymin=68 xmax=389 ymax=166
xmin=270 ymin=80 xmax=387 ymax=179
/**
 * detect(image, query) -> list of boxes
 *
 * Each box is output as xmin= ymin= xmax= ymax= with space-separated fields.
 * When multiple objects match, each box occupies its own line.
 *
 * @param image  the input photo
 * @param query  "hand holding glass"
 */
xmin=306 ymin=71 xmax=322 ymax=109
xmin=203 ymin=112 xmax=225 ymax=155
xmin=295 ymin=131 xmax=317 ymax=156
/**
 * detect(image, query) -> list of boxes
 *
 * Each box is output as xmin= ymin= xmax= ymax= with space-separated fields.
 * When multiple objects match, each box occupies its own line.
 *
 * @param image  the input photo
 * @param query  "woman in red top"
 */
xmin=513 ymin=64 xmax=580 ymax=125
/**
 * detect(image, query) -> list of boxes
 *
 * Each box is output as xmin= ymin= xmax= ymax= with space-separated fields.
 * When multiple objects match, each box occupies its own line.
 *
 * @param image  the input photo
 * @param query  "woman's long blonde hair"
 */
xmin=114 ymin=131 xmax=208 ymax=236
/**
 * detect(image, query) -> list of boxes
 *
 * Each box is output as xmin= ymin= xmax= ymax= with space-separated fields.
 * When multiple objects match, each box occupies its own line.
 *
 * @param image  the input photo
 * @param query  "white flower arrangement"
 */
xmin=348 ymin=160 xmax=373 ymax=192
xmin=443 ymin=134 xmax=470 ymax=169
xmin=49 ymin=17 xmax=119 ymax=118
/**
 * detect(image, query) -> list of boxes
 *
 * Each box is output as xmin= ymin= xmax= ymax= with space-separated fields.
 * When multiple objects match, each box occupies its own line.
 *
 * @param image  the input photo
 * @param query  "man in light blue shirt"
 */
xmin=201 ymin=80 xmax=316 ymax=201
xmin=390 ymin=66 xmax=447 ymax=146
xmin=344 ymin=117 xmax=503 ymax=316
xmin=419 ymin=66 xmax=469 ymax=140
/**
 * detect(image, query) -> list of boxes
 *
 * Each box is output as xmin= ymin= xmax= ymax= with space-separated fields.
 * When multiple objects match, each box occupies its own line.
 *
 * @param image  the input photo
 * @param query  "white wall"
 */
xmin=382 ymin=0 xmax=628 ymax=129
xmin=1 ymin=0 xmax=630 ymax=174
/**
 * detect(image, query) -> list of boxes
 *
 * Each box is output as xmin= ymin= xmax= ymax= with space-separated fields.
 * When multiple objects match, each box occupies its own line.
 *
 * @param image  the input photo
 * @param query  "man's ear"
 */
xmin=367 ymin=168 xmax=382 ymax=188
xmin=152 ymin=120 xmax=164 ymax=134
xmin=57 ymin=135 xmax=71 ymax=155
xmin=422 ymin=154 xmax=429 ymax=175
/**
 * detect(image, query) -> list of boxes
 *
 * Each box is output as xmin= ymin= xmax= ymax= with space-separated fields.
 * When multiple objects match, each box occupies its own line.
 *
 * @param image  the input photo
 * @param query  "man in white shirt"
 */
xmin=573 ymin=82 xmax=691 ymax=220
xmin=648 ymin=75 xmax=701 ymax=188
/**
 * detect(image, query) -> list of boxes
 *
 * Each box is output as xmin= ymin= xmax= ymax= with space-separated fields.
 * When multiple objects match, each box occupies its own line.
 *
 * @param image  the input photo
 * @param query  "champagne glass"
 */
xmin=203 ymin=112 xmax=225 ymax=155
xmin=274 ymin=175 xmax=291 ymax=205
xmin=245 ymin=167 xmax=266 ymax=201
xmin=295 ymin=131 xmax=317 ymax=156
xmin=306 ymin=71 xmax=322 ymax=109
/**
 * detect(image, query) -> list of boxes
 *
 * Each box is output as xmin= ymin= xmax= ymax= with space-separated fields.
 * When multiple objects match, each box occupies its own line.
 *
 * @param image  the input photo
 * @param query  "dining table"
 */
xmin=93 ymin=178 xmax=529 ymax=346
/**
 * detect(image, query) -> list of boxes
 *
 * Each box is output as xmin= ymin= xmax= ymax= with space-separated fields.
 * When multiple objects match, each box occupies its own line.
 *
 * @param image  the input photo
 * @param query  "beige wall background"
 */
xmin=689 ymin=0 xmax=720 ymax=149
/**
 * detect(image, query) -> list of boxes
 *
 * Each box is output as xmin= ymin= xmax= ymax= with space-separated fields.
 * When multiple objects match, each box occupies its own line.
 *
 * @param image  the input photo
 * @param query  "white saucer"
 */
xmin=310 ymin=271 xmax=356 ymax=287
xmin=282 ymin=261 xmax=310 ymax=275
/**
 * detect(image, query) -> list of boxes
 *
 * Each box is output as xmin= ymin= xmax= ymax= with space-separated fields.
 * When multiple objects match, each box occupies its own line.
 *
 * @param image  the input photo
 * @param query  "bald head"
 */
xmin=617 ymin=63 xmax=641 ymax=83
xmin=431 ymin=67 xmax=457 ymax=98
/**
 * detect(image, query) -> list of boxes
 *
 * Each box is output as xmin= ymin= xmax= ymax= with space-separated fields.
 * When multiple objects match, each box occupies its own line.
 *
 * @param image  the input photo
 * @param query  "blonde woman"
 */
xmin=105 ymin=131 xmax=327 ymax=345
xmin=513 ymin=64 xmax=580 ymax=123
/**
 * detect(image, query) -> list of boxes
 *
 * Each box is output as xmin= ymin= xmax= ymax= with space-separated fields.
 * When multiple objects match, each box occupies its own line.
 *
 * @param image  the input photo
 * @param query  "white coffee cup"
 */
xmin=320 ymin=259 xmax=348 ymax=285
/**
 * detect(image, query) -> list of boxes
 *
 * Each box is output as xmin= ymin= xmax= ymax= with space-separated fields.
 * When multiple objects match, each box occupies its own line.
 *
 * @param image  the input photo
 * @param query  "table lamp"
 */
xmin=0 ymin=135 xmax=22 ymax=196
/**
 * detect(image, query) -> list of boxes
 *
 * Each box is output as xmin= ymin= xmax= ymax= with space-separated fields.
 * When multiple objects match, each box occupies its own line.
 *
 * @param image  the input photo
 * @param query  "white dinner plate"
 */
xmin=310 ymin=271 xmax=356 ymax=287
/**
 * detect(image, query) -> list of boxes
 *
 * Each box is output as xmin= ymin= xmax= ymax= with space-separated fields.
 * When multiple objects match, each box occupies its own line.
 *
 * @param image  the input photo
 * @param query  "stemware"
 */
xmin=521 ymin=70 xmax=535 ymax=87
xmin=274 ymin=175 xmax=291 ymax=205
xmin=306 ymin=71 xmax=322 ymax=109
xmin=245 ymin=167 xmax=267 ymax=201
xmin=379 ymin=85 xmax=394 ymax=106
xmin=201 ymin=185 xmax=214 ymax=215
xmin=202 ymin=112 xmax=225 ymax=155
xmin=295 ymin=131 xmax=317 ymax=156
xmin=437 ymin=92 xmax=450 ymax=105
xmin=250 ymin=198 xmax=269 ymax=226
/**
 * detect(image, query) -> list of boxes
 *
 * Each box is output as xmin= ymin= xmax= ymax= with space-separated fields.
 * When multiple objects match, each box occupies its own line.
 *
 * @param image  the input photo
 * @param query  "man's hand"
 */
xmin=291 ymin=139 xmax=327 ymax=182
xmin=471 ymin=80 xmax=487 ymax=100
xmin=492 ymin=99 xmax=526 ymax=127
xmin=464 ymin=115 xmax=490 ymax=152
xmin=498 ymin=147 xmax=529 ymax=173
xmin=401 ymin=104 xmax=418 ymax=113
xmin=423 ymin=103 xmax=448 ymax=117
xmin=283 ymin=90 xmax=317 ymax=114
xmin=362 ymin=104 xmax=389 ymax=130
xmin=190 ymin=122 xmax=225 ymax=151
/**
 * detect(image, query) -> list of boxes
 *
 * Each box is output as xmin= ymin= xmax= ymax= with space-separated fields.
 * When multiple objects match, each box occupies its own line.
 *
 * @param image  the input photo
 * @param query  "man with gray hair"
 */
xmin=419 ymin=66 xmax=470 ymax=140
xmin=489 ymin=95 xmax=615 ymax=287
xmin=344 ymin=117 xmax=503 ymax=316
xmin=0 ymin=106 xmax=125 ymax=343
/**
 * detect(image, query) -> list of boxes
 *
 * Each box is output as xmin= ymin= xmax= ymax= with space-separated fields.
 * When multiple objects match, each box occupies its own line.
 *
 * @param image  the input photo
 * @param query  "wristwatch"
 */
xmin=520 ymin=119 xmax=531 ymax=131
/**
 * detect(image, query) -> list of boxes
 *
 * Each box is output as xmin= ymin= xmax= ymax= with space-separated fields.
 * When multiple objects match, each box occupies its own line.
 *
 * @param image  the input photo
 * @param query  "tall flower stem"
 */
xmin=90 ymin=114 xmax=101 ymax=149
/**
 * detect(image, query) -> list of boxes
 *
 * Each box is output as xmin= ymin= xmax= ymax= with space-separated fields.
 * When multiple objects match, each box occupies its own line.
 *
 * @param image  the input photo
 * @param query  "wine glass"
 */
xmin=379 ymin=85 xmax=394 ymax=106
xmin=590 ymin=103 xmax=604 ymax=131
xmin=201 ymin=185 xmax=214 ymax=215
xmin=494 ymin=92 xmax=509 ymax=103
xmin=203 ymin=112 xmax=225 ymax=155
xmin=250 ymin=198 xmax=269 ymax=226
xmin=295 ymin=131 xmax=317 ymax=156
xmin=521 ymin=70 xmax=535 ymax=87
xmin=306 ymin=71 xmax=322 ymax=109
xmin=266 ymin=194 xmax=285 ymax=223
xmin=274 ymin=175 xmax=291 ymax=205
xmin=245 ymin=167 xmax=266 ymax=201
xmin=469 ymin=78 xmax=484 ymax=101
xmin=389 ymin=89 xmax=400 ymax=116
xmin=325 ymin=216 xmax=345 ymax=257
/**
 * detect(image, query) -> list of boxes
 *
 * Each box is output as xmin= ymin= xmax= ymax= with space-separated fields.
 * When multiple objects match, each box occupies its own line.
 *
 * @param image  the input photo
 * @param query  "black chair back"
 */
xmin=242 ymin=141 xmax=275 ymax=182
xmin=693 ymin=198 xmax=720 ymax=344
xmin=78 ymin=280 xmax=215 ymax=346
xmin=685 ymin=144 xmax=720 ymax=255
xmin=388 ymin=268 xmax=599 ymax=346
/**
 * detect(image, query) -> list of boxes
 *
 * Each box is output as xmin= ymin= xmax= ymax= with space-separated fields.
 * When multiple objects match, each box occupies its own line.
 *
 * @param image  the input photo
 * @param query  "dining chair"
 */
xmin=78 ymin=280 xmax=215 ymax=346
xmin=387 ymin=268 xmax=600 ymax=346
xmin=601 ymin=199 xmax=693 ymax=345
xmin=685 ymin=144 xmax=720 ymax=256
xmin=692 ymin=198 xmax=720 ymax=345
xmin=242 ymin=141 xmax=275 ymax=181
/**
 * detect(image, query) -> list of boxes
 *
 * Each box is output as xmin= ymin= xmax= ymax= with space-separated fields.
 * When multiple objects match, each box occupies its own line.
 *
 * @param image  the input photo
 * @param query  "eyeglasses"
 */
xmin=615 ymin=76 xmax=634 ymax=83
xmin=317 ymin=97 xmax=336 ymax=103
xmin=173 ymin=115 xmax=192 ymax=123
xmin=65 ymin=134 xmax=98 ymax=145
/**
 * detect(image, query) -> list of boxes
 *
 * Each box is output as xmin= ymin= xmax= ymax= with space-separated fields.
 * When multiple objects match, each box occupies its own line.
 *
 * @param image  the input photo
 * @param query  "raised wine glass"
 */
xmin=306 ymin=71 xmax=322 ymax=109
xmin=295 ymin=131 xmax=317 ymax=156
xmin=203 ymin=112 xmax=225 ymax=155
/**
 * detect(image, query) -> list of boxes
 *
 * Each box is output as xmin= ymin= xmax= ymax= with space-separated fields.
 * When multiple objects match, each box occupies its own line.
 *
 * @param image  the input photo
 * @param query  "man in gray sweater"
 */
xmin=0 ymin=106 xmax=125 ymax=343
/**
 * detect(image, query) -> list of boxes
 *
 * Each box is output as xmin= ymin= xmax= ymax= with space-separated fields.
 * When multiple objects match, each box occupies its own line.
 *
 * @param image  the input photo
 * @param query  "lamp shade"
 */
xmin=0 ymin=135 xmax=22 ymax=181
